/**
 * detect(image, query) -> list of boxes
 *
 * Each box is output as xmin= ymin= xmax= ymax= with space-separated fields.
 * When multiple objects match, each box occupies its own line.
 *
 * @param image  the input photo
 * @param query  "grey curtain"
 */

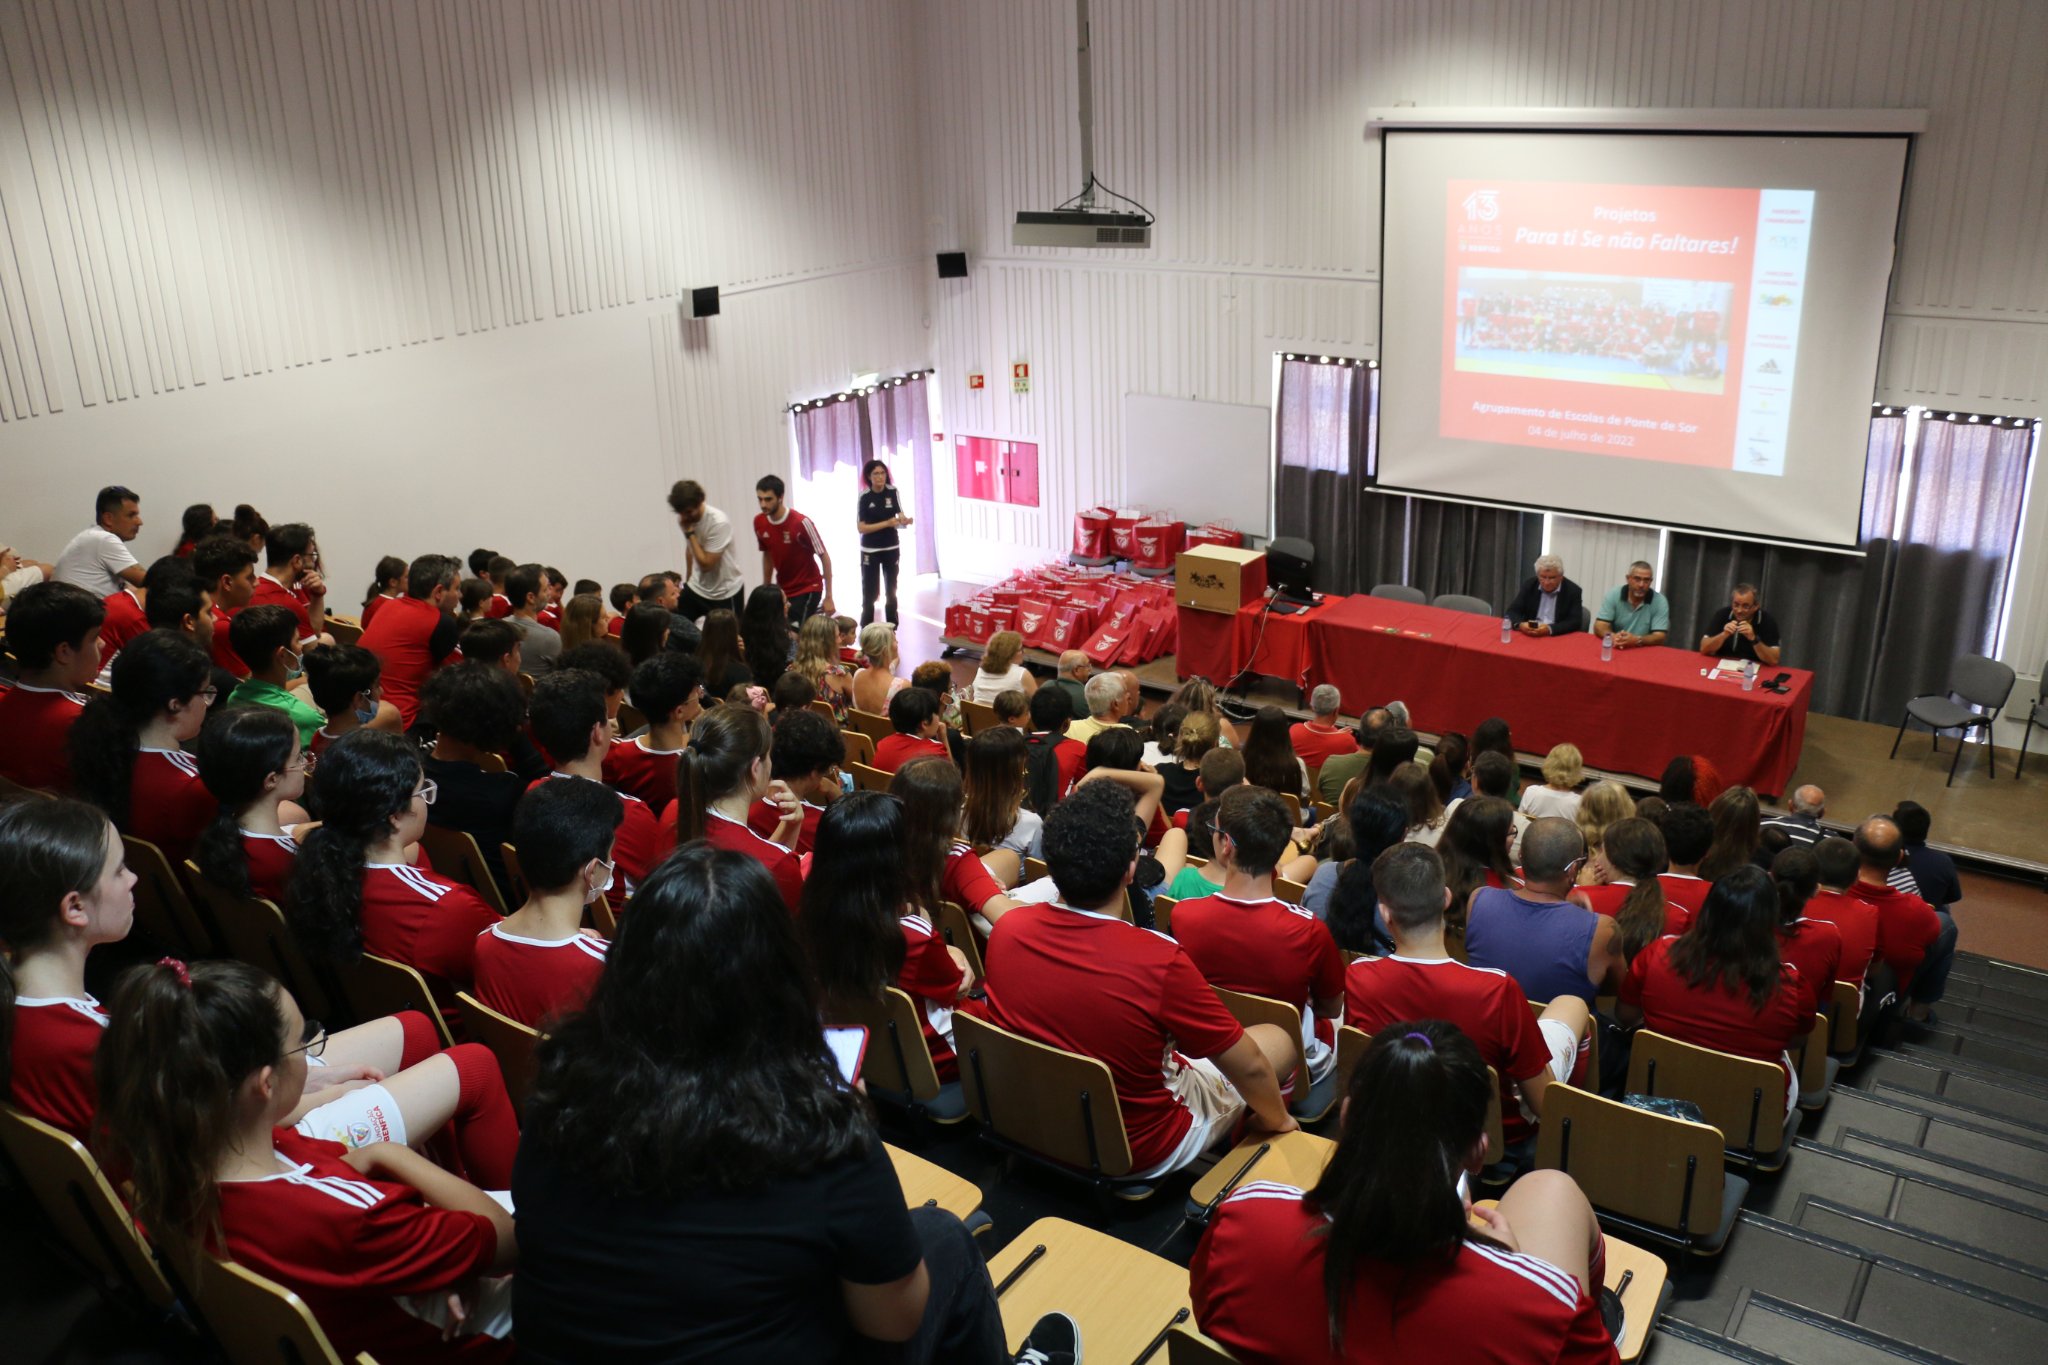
xmin=1273 ymin=359 xmax=1371 ymax=595
xmin=793 ymin=397 xmax=867 ymax=479
xmin=867 ymin=375 xmax=939 ymax=575
xmin=1665 ymin=413 xmax=2031 ymax=722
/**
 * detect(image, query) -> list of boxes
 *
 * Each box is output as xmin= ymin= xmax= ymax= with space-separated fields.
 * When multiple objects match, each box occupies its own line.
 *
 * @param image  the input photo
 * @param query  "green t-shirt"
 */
xmin=1165 ymin=865 xmax=1225 ymax=901
xmin=227 ymin=678 xmax=327 ymax=748
xmin=1595 ymin=585 xmax=1670 ymax=638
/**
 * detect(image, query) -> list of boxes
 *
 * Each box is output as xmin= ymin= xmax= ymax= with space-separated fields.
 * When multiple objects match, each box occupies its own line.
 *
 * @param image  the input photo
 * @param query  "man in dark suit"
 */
xmin=1506 ymin=554 xmax=1585 ymax=637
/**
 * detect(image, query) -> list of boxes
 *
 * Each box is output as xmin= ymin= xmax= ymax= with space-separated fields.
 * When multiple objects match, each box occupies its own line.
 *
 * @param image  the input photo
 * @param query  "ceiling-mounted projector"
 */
xmin=1012 ymin=210 xmax=1152 ymax=249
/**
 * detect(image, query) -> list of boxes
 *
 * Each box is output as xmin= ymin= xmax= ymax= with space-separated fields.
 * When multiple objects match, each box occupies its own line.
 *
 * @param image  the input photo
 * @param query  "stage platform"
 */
xmin=940 ymin=634 xmax=2048 ymax=878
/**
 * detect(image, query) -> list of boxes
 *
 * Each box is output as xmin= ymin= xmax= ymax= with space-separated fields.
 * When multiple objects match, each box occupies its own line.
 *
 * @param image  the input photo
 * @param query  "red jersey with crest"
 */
xmin=99 ymin=588 xmax=148 ymax=655
xmin=359 ymin=595 xmax=446 ymax=727
xmin=0 ymin=682 xmax=90 ymax=790
xmin=472 ymin=924 xmax=608 ymax=1028
xmin=748 ymin=796 xmax=825 ymax=856
xmin=1803 ymin=887 xmax=1878 ymax=988
xmin=5 ymin=993 xmax=107 ymax=1139
xmin=357 ymin=863 xmax=501 ymax=1007
xmin=754 ymin=509 xmax=828 ymax=598
xmin=250 ymin=573 xmax=318 ymax=643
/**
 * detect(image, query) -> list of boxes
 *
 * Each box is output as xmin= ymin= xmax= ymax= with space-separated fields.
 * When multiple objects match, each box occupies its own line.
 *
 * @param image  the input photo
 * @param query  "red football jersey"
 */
xmin=1621 ymin=937 xmax=1815 ymax=1084
xmin=898 ymin=913 xmax=965 ymax=1081
xmin=360 ymin=594 xmax=400 ymax=630
xmin=702 ymin=809 xmax=805 ymax=913
xmin=1579 ymin=880 xmax=1689 ymax=937
xmin=128 ymin=748 xmax=214 ymax=864
xmin=242 ymin=830 xmax=299 ymax=903
xmin=251 ymin=573 xmax=317 ymax=643
xmin=754 ymin=509 xmax=828 ymax=598
xmin=606 ymin=615 xmax=624 ymax=638
xmin=1173 ymin=893 xmax=1344 ymax=1050
xmin=536 ymin=607 xmax=560 ymax=631
xmin=977 ymin=900 xmax=1244 ymax=1170
xmin=214 ymin=1129 xmax=507 ymax=1365
xmin=5 ymin=993 xmax=107 ymax=1139
xmin=357 ymin=863 xmax=501 ymax=1008
xmin=747 ymin=796 xmax=824 ymax=856
xmin=941 ymin=842 xmax=1004 ymax=917
xmin=1345 ymin=954 xmax=1555 ymax=1142
xmin=1656 ymin=873 xmax=1711 ymax=925
xmin=1803 ymin=888 xmax=1878 ymax=988
xmin=874 ymin=732 xmax=949 ymax=773
xmin=1288 ymin=721 xmax=1359 ymax=768
xmin=602 ymin=737 xmax=685 ymax=815
xmin=1778 ymin=918 xmax=1843 ymax=1014
xmin=525 ymin=773 xmax=660 ymax=907
xmin=484 ymin=593 xmax=512 ymax=620
xmin=1845 ymin=879 xmax=1942 ymax=993
xmin=99 ymin=588 xmax=149 ymax=655
xmin=1027 ymin=733 xmax=1086 ymax=801
xmin=0 ymin=683 xmax=90 ymax=791
xmin=210 ymin=619 xmax=252 ymax=678
xmin=472 ymin=924 xmax=607 ymax=1028
xmin=1192 ymin=1182 xmax=1618 ymax=1365
xmin=360 ymin=596 xmax=449 ymax=727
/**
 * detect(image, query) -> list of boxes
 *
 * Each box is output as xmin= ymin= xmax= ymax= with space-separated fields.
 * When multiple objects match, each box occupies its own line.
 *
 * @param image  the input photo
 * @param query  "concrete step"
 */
xmin=1889 ymin=1027 xmax=2048 ymax=1082
xmin=1810 ymin=1090 xmax=2048 ymax=1186
xmin=1824 ymin=1130 xmax=2048 ymax=1215
xmin=1856 ymin=1048 xmax=2048 ymax=1123
xmin=1644 ymin=1320 xmax=1793 ymax=1363
xmin=1790 ymin=1199 xmax=2048 ymax=1306
xmin=1859 ymin=1081 xmax=2048 ymax=1148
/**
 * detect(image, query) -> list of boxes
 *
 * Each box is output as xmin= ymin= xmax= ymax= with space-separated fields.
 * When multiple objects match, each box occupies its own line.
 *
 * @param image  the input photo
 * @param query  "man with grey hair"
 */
xmin=1594 ymin=560 xmax=1669 ymax=649
xmin=1506 ymin=553 xmax=1585 ymax=637
xmin=1465 ymin=817 xmax=1622 ymax=1004
xmin=1761 ymin=785 xmax=1827 ymax=845
xmin=1068 ymin=669 xmax=1133 ymax=746
xmin=1290 ymin=683 xmax=1359 ymax=767
xmin=1052 ymin=649 xmax=1093 ymax=720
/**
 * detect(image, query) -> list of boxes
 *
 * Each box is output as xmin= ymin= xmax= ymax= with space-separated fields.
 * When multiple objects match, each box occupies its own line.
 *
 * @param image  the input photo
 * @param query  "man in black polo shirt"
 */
xmin=1698 ymin=581 xmax=1782 ymax=667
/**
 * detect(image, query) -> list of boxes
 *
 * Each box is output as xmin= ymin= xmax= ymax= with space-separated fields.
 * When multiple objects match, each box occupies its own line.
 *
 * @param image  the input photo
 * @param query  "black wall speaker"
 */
xmin=688 ymin=286 xmax=721 ymax=318
xmin=936 ymin=251 xmax=968 ymax=279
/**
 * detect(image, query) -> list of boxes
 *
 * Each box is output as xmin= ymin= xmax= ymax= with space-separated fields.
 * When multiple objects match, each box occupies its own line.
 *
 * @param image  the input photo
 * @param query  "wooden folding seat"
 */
xmin=931 ymin=900 xmax=986 ymax=979
xmin=850 ymin=760 xmax=893 ymax=793
xmin=886 ymin=1143 xmax=984 ymax=1221
xmin=1152 ymin=894 xmax=1178 ymax=935
xmin=0 ymin=1105 xmax=177 ymax=1315
xmin=1793 ymin=1012 xmax=1838 ymax=1112
xmin=1626 ymin=1029 xmax=1794 ymax=1172
xmin=1186 ymin=1129 xmax=1337 ymax=1223
xmin=845 ymin=708 xmax=893 ymax=744
xmin=952 ymin=1012 xmax=1157 ymax=1198
xmin=838 ymin=727 xmax=877 ymax=766
xmin=1273 ymin=876 xmax=1307 ymax=905
xmin=416 ymin=825 xmax=511 ymax=916
xmin=1534 ymin=1081 xmax=1746 ymax=1256
xmin=961 ymin=699 xmax=1000 ymax=735
xmin=1829 ymin=978 xmax=1865 ymax=1058
xmin=322 ymin=614 xmax=363 ymax=647
xmin=1277 ymin=792 xmax=1304 ymax=824
xmin=498 ymin=842 xmax=529 ymax=904
xmin=616 ymin=700 xmax=648 ymax=736
xmin=1211 ymin=987 xmax=1338 ymax=1122
xmin=190 ymin=1253 xmax=363 ymax=1365
xmin=828 ymin=986 xmax=968 ymax=1125
xmin=334 ymin=952 xmax=455 ymax=1047
xmin=809 ymin=698 xmax=838 ymax=720
xmin=456 ymin=991 xmax=541 ymax=1112
xmin=0 ymin=772 xmax=54 ymax=803
xmin=1023 ymin=855 xmax=1049 ymax=883
xmin=181 ymin=862 xmax=334 ymax=1020
xmin=124 ymin=833 xmax=220 ymax=957
xmin=987 ymin=1218 xmax=1192 ymax=1362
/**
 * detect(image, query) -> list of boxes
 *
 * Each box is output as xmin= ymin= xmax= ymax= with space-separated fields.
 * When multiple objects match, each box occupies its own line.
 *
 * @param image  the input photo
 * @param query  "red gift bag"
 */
xmin=1116 ymin=608 xmax=1165 ymax=665
xmin=1186 ymin=522 xmax=1245 ymax=550
xmin=1107 ymin=509 xmax=1145 ymax=558
xmin=1132 ymin=519 xmax=1186 ymax=572
xmin=1015 ymin=596 xmax=1056 ymax=649
xmin=1047 ymin=603 xmax=1097 ymax=652
xmin=1083 ymin=625 xmax=1129 ymax=667
xmin=1073 ymin=508 xmax=1112 ymax=559
xmin=944 ymin=602 xmax=975 ymax=639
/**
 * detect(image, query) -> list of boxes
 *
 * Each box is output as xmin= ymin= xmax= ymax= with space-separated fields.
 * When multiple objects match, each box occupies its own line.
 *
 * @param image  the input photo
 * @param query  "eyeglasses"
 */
xmin=195 ymin=685 xmax=219 ymax=705
xmin=284 ymin=1022 xmax=327 ymax=1059
xmin=414 ymin=779 xmax=439 ymax=807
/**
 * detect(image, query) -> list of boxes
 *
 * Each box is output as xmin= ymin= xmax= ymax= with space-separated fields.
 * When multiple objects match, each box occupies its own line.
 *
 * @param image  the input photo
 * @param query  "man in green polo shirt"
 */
xmin=1592 ymin=561 xmax=1669 ymax=650
xmin=226 ymin=603 xmax=327 ymax=747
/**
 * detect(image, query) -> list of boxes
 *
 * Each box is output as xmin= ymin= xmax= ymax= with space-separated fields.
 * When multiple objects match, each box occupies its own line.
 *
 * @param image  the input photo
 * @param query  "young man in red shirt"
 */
xmin=1806 ymin=835 xmax=1880 ymax=994
xmin=526 ymin=669 xmax=660 ymax=910
xmin=973 ymin=779 xmax=1298 ymax=1178
xmin=1348 ymin=843 xmax=1591 ymax=1160
xmin=1653 ymin=801 xmax=1714 ymax=924
xmin=193 ymin=534 xmax=261 ymax=680
xmin=1172 ymin=786 xmax=1345 ymax=1091
xmin=604 ymin=652 xmax=704 ymax=814
xmin=482 ymin=554 xmax=517 ymax=619
xmin=359 ymin=554 xmax=463 ymax=729
xmin=874 ymin=685 xmax=950 ymax=773
xmin=244 ymin=522 xmax=331 ymax=647
xmin=473 ymin=776 xmax=618 ymax=1028
xmin=1848 ymin=816 xmax=1947 ymax=1009
xmin=746 ymin=707 xmax=843 ymax=856
xmin=754 ymin=473 xmax=834 ymax=626
xmin=0 ymin=581 xmax=105 ymax=792
xmin=1288 ymin=684 xmax=1360 ymax=769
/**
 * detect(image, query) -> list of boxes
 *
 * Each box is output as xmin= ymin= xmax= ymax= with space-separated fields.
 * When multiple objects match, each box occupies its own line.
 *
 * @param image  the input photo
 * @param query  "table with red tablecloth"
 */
xmin=1177 ymin=595 xmax=1814 ymax=796
xmin=1174 ymin=595 xmax=1340 ymax=690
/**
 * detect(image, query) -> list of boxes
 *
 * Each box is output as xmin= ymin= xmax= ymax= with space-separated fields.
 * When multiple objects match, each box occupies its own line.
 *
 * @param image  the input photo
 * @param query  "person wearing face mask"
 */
xmin=301 ymin=642 xmax=404 ymax=756
xmin=226 ymin=604 xmax=328 ymax=749
xmin=472 ymin=778 xmax=621 ymax=1028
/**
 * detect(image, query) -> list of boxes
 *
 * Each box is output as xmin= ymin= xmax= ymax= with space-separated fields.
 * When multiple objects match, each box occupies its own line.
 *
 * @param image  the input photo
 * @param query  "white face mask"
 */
xmin=586 ymin=859 xmax=616 ymax=905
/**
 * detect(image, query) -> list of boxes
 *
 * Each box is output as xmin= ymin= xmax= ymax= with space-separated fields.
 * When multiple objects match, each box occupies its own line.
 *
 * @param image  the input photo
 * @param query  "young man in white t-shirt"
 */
xmin=52 ymin=485 xmax=147 ymax=597
xmin=666 ymin=478 xmax=746 ymax=619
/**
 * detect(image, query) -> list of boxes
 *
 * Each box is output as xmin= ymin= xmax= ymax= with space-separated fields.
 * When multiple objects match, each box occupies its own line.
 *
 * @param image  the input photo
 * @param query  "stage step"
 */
xmin=1667 ymin=1211 xmax=2047 ymax=1362
xmin=1748 ymin=1141 xmax=2048 ymax=1270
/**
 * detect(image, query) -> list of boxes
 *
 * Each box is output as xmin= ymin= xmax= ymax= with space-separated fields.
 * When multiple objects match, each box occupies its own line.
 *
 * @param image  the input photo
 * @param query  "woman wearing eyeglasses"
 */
xmin=94 ymin=957 xmax=518 ymax=1364
xmin=66 ymin=628 xmax=218 ymax=864
xmin=2 ymin=798 xmax=519 ymax=1198
xmin=290 ymin=729 xmax=501 ymax=1021
xmin=194 ymin=704 xmax=315 ymax=904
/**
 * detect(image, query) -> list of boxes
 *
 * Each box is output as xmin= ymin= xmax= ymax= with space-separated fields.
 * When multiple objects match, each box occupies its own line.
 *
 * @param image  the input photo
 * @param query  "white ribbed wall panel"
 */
xmin=1547 ymin=516 xmax=1662 ymax=615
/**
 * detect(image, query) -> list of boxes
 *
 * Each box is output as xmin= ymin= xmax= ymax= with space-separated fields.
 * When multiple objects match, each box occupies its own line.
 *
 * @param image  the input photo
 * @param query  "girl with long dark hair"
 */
xmin=94 ymin=959 xmax=518 ymax=1362
xmin=514 ymin=844 xmax=1045 ymax=1363
xmin=1619 ymin=863 xmax=1817 ymax=1112
xmin=1696 ymin=784 xmax=1762 ymax=882
xmin=1241 ymin=704 xmax=1309 ymax=799
xmin=288 ymin=729 xmax=500 ymax=1009
xmin=173 ymin=503 xmax=217 ymax=558
xmin=800 ymin=792 xmax=975 ymax=1081
xmin=1436 ymin=795 xmax=1521 ymax=928
xmin=739 ymin=584 xmax=794 ymax=693
xmin=68 ymin=628 xmax=216 ymax=861
xmin=961 ymin=724 xmax=1042 ymax=858
xmin=1317 ymin=787 xmax=1409 ymax=953
xmin=666 ymin=702 xmax=805 ymax=911
xmin=891 ymin=755 xmax=1023 ymax=929
xmin=857 ymin=457 xmax=908 ymax=627
xmin=194 ymin=704 xmax=310 ymax=903
xmin=1577 ymin=816 xmax=1674 ymax=965
xmin=1769 ymin=844 xmax=1842 ymax=1014
xmin=694 ymin=607 xmax=752 ymax=695
xmin=621 ymin=601 xmax=673 ymax=665
xmin=360 ymin=554 xmax=406 ymax=626
xmin=1192 ymin=1020 xmax=1615 ymax=1362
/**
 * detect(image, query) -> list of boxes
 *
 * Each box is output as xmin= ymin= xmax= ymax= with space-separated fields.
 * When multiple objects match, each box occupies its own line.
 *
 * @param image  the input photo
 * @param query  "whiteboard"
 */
xmin=1121 ymin=394 xmax=1273 ymax=542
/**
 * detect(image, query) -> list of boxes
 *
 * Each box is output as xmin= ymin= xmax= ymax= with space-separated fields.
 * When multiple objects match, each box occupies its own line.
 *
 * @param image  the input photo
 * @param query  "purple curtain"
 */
xmin=793 ymin=398 xmax=867 ymax=480
xmin=868 ymin=375 xmax=938 ymax=575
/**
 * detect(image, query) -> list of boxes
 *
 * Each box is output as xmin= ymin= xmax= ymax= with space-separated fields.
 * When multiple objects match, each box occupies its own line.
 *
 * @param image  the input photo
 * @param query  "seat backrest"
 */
xmin=931 ymin=900 xmax=986 ymax=979
xmin=337 ymin=953 xmax=455 ymax=1046
xmin=1626 ymin=1030 xmax=1787 ymax=1157
xmin=1153 ymin=894 xmax=1178 ymax=936
xmin=1024 ymin=855 xmax=1049 ymax=882
xmin=123 ymin=833 xmax=217 ymax=957
xmin=846 ymin=708 xmax=894 ymax=743
xmin=1277 ymin=791 xmax=1303 ymax=824
xmin=1167 ymin=1324 xmax=1240 ymax=1363
xmin=323 ymin=615 xmax=363 ymax=648
xmin=588 ymin=894 xmax=619 ymax=937
xmin=1829 ymin=979 xmax=1860 ymax=1052
xmin=828 ymin=987 xmax=943 ymax=1102
xmin=952 ymin=1012 xmax=1135 ymax=1176
xmin=1369 ymin=583 xmax=1427 ymax=605
xmin=616 ymin=700 xmax=648 ymax=736
xmin=1534 ymin=1082 xmax=1728 ymax=1236
xmin=1793 ymin=1013 xmax=1830 ymax=1094
xmin=1433 ymin=593 xmax=1495 ymax=616
xmin=851 ymin=761 xmax=893 ymax=793
xmin=839 ymin=728 xmax=877 ymax=766
xmin=1951 ymin=653 xmax=2017 ymax=711
xmin=0 ymin=1104 xmax=176 ymax=1310
xmin=416 ymin=825 xmax=510 ymax=916
xmin=498 ymin=842 xmax=528 ymax=903
xmin=181 ymin=862 xmax=334 ymax=1020
xmin=455 ymin=991 xmax=541 ymax=1112
xmin=1273 ymin=876 xmax=1307 ymax=906
xmin=809 ymin=699 xmax=838 ymax=720
xmin=1212 ymin=987 xmax=1307 ymax=1094
xmin=961 ymin=699 xmax=1000 ymax=735
xmin=192 ymin=1254 xmax=346 ymax=1365
xmin=0 ymin=773 xmax=55 ymax=803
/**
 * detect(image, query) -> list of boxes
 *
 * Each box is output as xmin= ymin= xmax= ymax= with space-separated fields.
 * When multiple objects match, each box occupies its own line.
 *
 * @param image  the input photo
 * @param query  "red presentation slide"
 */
xmin=1442 ymin=181 xmax=1762 ymax=469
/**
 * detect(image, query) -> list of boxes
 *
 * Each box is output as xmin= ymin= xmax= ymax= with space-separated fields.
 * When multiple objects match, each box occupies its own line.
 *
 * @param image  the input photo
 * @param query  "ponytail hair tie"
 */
xmin=1403 ymin=1031 xmax=1434 ymax=1050
xmin=157 ymin=956 xmax=192 ymax=988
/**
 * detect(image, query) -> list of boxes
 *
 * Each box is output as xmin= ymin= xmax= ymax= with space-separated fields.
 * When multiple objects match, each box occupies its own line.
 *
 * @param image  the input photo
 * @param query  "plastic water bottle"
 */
xmin=1500 ymin=616 xmax=1512 ymax=644
xmin=1742 ymin=660 xmax=1757 ymax=692
xmin=1601 ymin=633 xmax=1614 ymax=662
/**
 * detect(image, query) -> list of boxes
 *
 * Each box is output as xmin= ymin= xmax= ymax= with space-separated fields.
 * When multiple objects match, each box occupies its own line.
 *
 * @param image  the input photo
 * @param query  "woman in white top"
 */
xmin=969 ymin=630 xmax=1038 ymax=705
xmin=960 ymin=725 xmax=1044 ymax=859
xmin=1519 ymin=743 xmax=1586 ymax=821
xmin=1389 ymin=762 xmax=1449 ymax=847
xmin=850 ymin=621 xmax=908 ymax=715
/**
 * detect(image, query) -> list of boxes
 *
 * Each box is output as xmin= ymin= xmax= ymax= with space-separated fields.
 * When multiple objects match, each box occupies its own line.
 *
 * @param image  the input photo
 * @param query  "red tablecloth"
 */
xmin=1175 ymin=597 xmax=1338 ymax=689
xmin=1178 ymin=596 xmax=1814 ymax=796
